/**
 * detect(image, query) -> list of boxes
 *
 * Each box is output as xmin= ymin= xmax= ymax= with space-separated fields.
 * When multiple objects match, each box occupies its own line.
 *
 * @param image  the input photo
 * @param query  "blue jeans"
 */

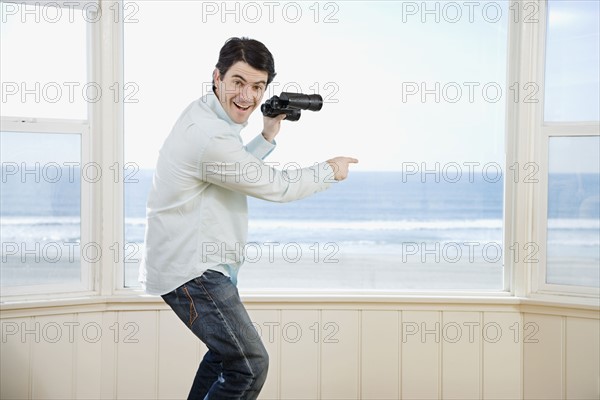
xmin=161 ymin=269 xmax=269 ymax=399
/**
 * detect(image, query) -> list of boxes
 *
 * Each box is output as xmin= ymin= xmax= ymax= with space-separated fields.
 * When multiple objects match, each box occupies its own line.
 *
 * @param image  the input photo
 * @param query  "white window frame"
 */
xmin=117 ymin=1 xmax=516 ymax=298
xmin=0 ymin=119 xmax=95 ymax=298
xmin=511 ymin=0 xmax=600 ymax=303
xmin=0 ymin=0 xmax=103 ymax=301
xmin=104 ymin=0 xmax=127 ymax=297
xmin=2 ymin=0 xmax=598 ymax=306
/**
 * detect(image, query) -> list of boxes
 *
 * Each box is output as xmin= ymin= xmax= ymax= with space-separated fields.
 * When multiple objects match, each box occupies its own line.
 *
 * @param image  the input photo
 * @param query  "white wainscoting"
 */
xmin=1 ymin=298 xmax=598 ymax=399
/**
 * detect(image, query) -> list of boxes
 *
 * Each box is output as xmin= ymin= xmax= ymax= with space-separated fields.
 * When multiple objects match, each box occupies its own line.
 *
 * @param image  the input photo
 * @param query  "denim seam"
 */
xmin=196 ymin=278 xmax=255 ymax=384
xmin=182 ymin=285 xmax=199 ymax=327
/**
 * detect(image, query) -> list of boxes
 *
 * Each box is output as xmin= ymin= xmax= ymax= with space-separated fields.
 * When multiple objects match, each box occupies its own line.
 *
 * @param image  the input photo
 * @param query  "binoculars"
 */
xmin=261 ymin=92 xmax=323 ymax=121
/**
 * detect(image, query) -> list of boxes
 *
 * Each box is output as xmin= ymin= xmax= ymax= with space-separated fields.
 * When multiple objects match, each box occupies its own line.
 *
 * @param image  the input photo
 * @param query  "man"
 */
xmin=139 ymin=37 xmax=357 ymax=399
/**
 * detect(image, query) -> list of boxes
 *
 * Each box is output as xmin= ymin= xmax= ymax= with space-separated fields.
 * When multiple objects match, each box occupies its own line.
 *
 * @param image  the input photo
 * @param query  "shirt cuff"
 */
xmin=245 ymin=134 xmax=276 ymax=160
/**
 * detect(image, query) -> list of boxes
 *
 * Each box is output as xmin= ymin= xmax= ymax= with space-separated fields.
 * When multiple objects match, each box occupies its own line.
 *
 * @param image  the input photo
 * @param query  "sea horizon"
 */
xmin=2 ymin=169 xmax=598 ymax=289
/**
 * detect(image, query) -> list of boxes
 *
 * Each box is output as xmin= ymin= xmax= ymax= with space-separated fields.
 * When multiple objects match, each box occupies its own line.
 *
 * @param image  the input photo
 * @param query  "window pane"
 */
xmin=544 ymin=0 xmax=600 ymax=122
xmin=547 ymin=136 xmax=600 ymax=287
xmin=1 ymin=132 xmax=81 ymax=287
xmin=125 ymin=1 xmax=507 ymax=290
xmin=0 ymin=3 xmax=88 ymax=119
xmin=124 ymin=167 xmax=147 ymax=286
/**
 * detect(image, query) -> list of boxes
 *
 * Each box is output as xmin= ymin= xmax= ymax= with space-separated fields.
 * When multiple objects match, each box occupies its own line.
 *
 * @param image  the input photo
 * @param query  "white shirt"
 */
xmin=139 ymin=92 xmax=335 ymax=295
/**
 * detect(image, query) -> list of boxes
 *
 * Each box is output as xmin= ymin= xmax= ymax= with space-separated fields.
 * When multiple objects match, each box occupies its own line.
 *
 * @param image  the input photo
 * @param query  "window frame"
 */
xmin=0 ymin=119 xmax=95 ymax=299
xmin=0 ymin=1 xmax=102 ymax=301
xmin=519 ymin=0 xmax=600 ymax=301
xmin=119 ymin=0 xmax=515 ymax=297
xmin=1 ymin=0 xmax=598 ymax=306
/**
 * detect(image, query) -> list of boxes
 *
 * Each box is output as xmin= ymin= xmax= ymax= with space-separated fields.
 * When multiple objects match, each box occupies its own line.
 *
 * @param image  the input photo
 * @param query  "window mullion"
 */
xmin=0 ymin=118 xmax=88 ymax=134
xmin=531 ymin=0 xmax=550 ymax=298
xmin=540 ymin=124 xmax=600 ymax=137
xmin=505 ymin=0 xmax=546 ymax=298
xmin=89 ymin=0 xmax=125 ymax=296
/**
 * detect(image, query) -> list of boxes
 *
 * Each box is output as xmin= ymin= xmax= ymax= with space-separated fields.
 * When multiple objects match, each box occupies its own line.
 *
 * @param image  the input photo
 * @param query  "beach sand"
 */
xmin=3 ymin=252 xmax=596 ymax=292
xmin=235 ymin=251 xmax=504 ymax=291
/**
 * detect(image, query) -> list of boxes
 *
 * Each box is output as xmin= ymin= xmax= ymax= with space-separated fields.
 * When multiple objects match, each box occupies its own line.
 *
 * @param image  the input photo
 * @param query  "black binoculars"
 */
xmin=261 ymin=92 xmax=323 ymax=121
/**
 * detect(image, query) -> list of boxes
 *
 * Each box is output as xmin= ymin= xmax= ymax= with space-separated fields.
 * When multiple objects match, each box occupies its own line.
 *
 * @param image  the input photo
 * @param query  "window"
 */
xmin=0 ymin=2 xmax=88 ymax=119
xmin=124 ymin=1 xmax=508 ymax=291
xmin=544 ymin=0 xmax=599 ymax=122
xmin=529 ymin=0 xmax=600 ymax=297
xmin=2 ymin=7 xmax=599 ymax=400
xmin=3 ymin=0 xmax=594 ymax=301
xmin=0 ymin=2 xmax=95 ymax=298
xmin=546 ymin=136 xmax=599 ymax=287
xmin=1 ymin=132 xmax=82 ymax=286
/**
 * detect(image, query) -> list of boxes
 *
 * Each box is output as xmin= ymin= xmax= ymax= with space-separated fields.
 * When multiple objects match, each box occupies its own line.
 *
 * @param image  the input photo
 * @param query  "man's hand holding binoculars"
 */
xmin=261 ymin=113 xmax=286 ymax=143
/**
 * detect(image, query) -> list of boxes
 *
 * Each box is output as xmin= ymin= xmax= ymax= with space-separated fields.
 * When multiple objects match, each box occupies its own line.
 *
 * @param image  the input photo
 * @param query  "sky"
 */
xmin=123 ymin=0 xmax=509 ymax=171
xmin=1 ymin=1 xmax=599 ymax=173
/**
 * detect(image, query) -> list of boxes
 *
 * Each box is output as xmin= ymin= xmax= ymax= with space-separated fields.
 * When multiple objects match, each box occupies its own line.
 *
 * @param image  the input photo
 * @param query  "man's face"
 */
xmin=213 ymin=61 xmax=268 ymax=124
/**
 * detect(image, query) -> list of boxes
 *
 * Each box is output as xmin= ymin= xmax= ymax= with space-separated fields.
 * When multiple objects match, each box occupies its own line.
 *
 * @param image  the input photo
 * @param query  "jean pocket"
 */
xmin=195 ymin=269 xmax=238 ymax=300
xmin=181 ymin=285 xmax=199 ymax=328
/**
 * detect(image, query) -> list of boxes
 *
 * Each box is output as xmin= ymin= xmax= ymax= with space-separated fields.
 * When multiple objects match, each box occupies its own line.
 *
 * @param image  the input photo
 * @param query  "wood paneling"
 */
xmin=482 ymin=312 xmax=522 ymax=399
xmin=442 ymin=311 xmax=481 ymax=399
xmin=523 ymin=313 xmax=563 ymax=399
xmin=566 ymin=317 xmax=600 ymax=400
xmin=0 ymin=302 xmax=598 ymax=400
xmin=279 ymin=310 xmax=319 ymax=399
xmin=74 ymin=312 xmax=103 ymax=399
xmin=401 ymin=311 xmax=440 ymax=399
xmin=320 ymin=310 xmax=359 ymax=399
xmin=31 ymin=314 xmax=75 ymax=400
xmin=115 ymin=311 xmax=158 ymax=399
xmin=1 ymin=317 xmax=32 ymax=400
xmin=157 ymin=310 xmax=199 ymax=400
xmin=361 ymin=310 xmax=400 ymax=399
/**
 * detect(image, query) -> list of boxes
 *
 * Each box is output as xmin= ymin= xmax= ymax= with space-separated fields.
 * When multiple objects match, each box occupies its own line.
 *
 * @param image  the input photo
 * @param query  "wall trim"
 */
xmin=1 ymin=294 xmax=597 ymax=320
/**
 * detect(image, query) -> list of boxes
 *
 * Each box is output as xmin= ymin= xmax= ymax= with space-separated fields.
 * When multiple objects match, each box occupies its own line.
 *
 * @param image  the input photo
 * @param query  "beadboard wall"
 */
xmin=1 ymin=298 xmax=598 ymax=400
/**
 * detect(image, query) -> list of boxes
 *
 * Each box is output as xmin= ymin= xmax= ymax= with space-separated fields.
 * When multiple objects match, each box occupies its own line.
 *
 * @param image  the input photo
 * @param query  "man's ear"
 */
xmin=212 ymin=68 xmax=220 ymax=84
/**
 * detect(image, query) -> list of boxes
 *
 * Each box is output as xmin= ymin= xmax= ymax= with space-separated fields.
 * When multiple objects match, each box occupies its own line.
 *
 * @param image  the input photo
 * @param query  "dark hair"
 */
xmin=213 ymin=37 xmax=276 ymax=90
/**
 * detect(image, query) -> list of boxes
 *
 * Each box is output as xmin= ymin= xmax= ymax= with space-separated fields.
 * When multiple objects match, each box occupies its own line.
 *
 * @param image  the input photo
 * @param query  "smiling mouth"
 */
xmin=233 ymin=101 xmax=252 ymax=111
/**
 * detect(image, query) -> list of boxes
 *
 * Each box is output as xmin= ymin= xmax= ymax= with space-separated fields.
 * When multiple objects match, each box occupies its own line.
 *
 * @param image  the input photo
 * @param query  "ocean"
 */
xmin=1 ymin=168 xmax=598 ymax=290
